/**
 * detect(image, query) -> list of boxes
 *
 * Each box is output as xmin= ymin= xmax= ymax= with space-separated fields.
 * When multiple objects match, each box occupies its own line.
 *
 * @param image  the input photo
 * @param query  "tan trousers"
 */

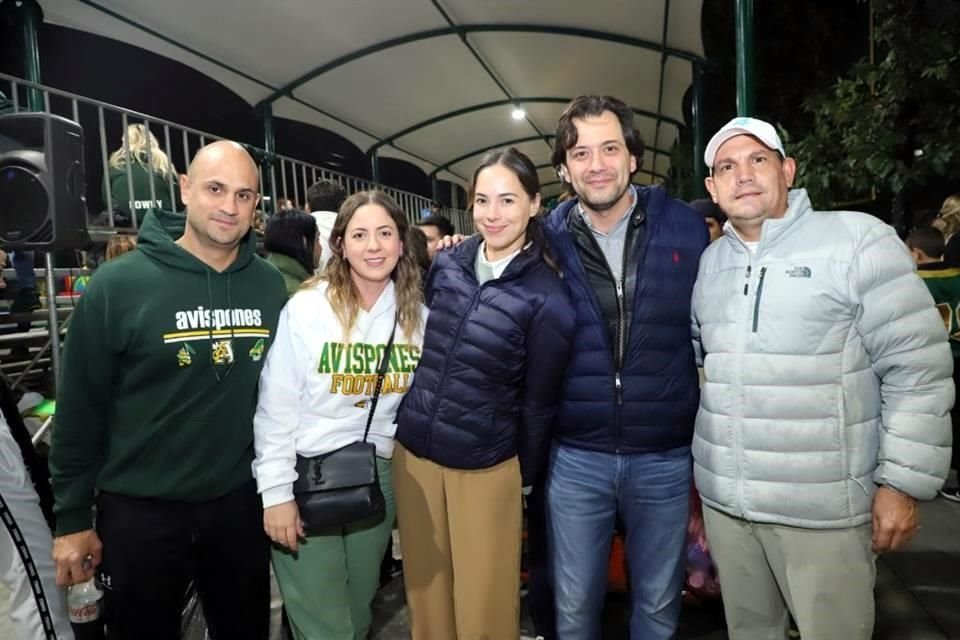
xmin=702 ymin=505 xmax=876 ymax=640
xmin=393 ymin=443 xmax=522 ymax=640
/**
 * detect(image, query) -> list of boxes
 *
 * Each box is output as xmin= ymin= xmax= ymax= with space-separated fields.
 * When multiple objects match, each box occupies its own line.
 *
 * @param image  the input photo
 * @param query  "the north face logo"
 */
xmin=786 ymin=266 xmax=812 ymax=278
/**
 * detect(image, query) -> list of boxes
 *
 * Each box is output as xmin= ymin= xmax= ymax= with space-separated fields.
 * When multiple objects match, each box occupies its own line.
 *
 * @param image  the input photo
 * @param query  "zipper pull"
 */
xmin=615 ymin=372 xmax=623 ymax=406
xmin=743 ymin=265 xmax=752 ymax=296
xmin=615 ymin=280 xmax=623 ymax=300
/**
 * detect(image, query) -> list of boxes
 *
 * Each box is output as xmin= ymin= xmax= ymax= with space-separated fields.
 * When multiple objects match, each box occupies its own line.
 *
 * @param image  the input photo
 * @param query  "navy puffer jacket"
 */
xmin=543 ymin=186 xmax=707 ymax=454
xmin=396 ymin=235 xmax=575 ymax=485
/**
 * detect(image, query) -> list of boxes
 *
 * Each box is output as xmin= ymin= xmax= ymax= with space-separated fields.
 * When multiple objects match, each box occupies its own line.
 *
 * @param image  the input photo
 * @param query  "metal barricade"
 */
xmin=0 ymin=72 xmax=473 ymax=391
xmin=0 ymin=72 xmax=472 ymax=234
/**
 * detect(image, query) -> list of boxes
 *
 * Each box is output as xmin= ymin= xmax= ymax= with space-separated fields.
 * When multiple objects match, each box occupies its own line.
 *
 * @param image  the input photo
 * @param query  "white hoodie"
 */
xmin=310 ymin=210 xmax=337 ymax=272
xmin=253 ymin=280 xmax=427 ymax=508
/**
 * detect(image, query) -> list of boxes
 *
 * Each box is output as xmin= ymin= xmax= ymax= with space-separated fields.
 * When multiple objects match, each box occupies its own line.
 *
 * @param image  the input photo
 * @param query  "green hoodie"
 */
xmin=50 ymin=209 xmax=288 ymax=535
xmin=104 ymin=162 xmax=181 ymax=222
xmin=918 ymin=263 xmax=960 ymax=359
xmin=266 ymin=252 xmax=311 ymax=297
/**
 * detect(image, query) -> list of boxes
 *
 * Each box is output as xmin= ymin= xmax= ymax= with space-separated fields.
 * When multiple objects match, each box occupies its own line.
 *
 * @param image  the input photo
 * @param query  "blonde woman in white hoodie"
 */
xmin=253 ymin=190 xmax=427 ymax=640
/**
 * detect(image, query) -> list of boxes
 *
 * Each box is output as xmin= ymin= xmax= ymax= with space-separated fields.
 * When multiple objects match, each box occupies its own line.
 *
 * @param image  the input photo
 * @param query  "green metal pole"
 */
xmin=262 ymin=104 xmax=278 ymax=214
xmin=263 ymin=104 xmax=276 ymax=159
xmin=369 ymin=150 xmax=380 ymax=184
xmin=735 ymin=0 xmax=755 ymax=117
xmin=15 ymin=0 xmax=44 ymax=110
xmin=691 ymin=61 xmax=706 ymax=197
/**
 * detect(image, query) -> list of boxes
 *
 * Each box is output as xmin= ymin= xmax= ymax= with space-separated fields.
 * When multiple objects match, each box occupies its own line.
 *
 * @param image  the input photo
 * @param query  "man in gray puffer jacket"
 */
xmin=691 ymin=117 xmax=953 ymax=640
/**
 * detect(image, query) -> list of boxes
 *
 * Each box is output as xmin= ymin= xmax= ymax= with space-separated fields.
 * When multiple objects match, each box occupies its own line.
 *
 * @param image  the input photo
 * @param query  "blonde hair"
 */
xmin=109 ymin=124 xmax=175 ymax=179
xmin=105 ymin=234 xmax=137 ymax=261
xmin=938 ymin=194 xmax=960 ymax=238
xmin=302 ymin=191 xmax=423 ymax=342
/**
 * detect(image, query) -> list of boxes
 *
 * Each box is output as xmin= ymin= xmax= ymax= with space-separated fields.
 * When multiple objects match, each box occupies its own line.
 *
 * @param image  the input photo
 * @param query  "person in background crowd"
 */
xmin=934 ymin=194 xmax=960 ymax=268
xmin=416 ymin=215 xmax=455 ymax=261
xmin=104 ymin=234 xmax=137 ymax=262
xmin=692 ymin=116 xmax=952 ymax=640
xmin=254 ymin=191 xmax=427 ymax=640
xmin=264 ymin=210 xmax=320 ymax=296
xmin=105 ymin=124 xmax=180 ymax=226
xmin=419 ymin=200 xmax=443 ymax=219
xmin=307 ymin=180 xmax=348 ymax=272
xmin=541 ymin=95 xmax=708 ymax=640
xmin=395 ymin=147 xmax=575 ymax=640
xmin=50 ymin=141 xmax=288 ymax=639
xmin=406 ymin=226 xmax=432 ymax=284
xmin=689 ymin=197 xmax=728 ymax=243
xmin=252 ymin=210 xmax=267 ymax=237
xmin=906 ymin=225 xmax=960 ymax=502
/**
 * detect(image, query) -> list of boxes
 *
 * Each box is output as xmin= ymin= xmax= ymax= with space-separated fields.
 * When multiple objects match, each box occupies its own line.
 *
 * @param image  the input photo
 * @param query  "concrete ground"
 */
xmin=2 ymin=497 xmax=957 ymax=639
xmin=369 ymin=497 xmax=960 ymax=640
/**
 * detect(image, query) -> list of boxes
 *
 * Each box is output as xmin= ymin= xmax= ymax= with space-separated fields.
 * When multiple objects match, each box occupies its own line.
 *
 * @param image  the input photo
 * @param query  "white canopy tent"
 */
xmin=40 ymin=0 xmax=706 ymax=198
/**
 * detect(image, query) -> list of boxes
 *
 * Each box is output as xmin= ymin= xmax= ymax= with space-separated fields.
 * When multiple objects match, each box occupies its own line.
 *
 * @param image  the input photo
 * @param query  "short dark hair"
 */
xmin=689 ymin=198 xmax=727 ymax=225
xmin=471 ymin=147 xmax=540 ymax=203
xmin=552 ymin=95 xmax=645 ymax=176
xmin=906 ymin=225 xmax=945 ymax=259
xmin=417 ymin=215 xmax=455 ymax=238
xmin=306 ymin=180 xmax=347 ymax=213
xmin=264 ymin=209 xmax=318 ymax=274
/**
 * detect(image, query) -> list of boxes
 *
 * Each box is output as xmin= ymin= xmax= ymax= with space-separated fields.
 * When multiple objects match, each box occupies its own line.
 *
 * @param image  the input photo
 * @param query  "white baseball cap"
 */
xmin=704 ymin=117 xmax=785 ymax=169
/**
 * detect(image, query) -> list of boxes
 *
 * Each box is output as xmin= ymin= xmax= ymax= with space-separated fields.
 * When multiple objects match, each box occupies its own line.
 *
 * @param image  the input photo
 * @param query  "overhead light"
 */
xmin=511 ymin=107 xmax=526 ymax=121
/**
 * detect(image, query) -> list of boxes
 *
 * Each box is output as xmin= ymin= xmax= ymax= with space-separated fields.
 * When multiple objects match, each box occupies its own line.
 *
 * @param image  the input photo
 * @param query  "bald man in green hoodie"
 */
xmin=50 ymin=141 xmax=287 ymax=639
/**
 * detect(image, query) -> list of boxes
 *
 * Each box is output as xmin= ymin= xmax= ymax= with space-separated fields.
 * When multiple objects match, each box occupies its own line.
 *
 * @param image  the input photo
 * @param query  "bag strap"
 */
xmin=363 ymin=313 xmax=398 ymax=442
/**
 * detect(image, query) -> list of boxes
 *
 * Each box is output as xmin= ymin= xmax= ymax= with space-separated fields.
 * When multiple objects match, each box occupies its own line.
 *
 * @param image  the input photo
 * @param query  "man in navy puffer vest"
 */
xmin=541 ymin=95 xmax=708 ymax=640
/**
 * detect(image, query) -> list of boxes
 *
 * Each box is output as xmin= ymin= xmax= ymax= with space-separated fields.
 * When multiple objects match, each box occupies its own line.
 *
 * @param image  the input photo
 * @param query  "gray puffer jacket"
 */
xmin=692 ymin=189 xmax=953 ymax=529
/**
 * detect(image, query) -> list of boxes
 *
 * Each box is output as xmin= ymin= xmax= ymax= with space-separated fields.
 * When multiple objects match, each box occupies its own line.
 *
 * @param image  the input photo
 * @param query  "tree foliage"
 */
xmin=666 ymin=1 xmax=870 ymax=202
xmin=790 ymin=0 xmax=960 ymax=208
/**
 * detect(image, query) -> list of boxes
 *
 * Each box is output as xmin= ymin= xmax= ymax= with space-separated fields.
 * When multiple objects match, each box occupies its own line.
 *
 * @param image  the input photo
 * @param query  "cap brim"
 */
xmin=705 ymin=127 xmax=754 ymax=168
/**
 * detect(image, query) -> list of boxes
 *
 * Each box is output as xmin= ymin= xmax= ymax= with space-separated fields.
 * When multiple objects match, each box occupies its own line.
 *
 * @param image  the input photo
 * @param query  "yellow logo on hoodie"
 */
xmin=211 ymin=340 xmax=234 ymax=365
xmin=177 ymin=344 xmax=195 ymax=367
xmin=317 ymin=341 xmax=421 ymax=398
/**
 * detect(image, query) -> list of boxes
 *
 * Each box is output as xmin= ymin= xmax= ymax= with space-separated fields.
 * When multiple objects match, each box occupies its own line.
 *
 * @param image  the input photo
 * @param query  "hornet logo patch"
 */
xmin=177 ymin=344 xmax=195 ymax=367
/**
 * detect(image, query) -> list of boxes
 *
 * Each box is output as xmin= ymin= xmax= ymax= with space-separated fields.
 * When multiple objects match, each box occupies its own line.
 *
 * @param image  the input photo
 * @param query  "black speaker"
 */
xmin=0 ymin=112 xmax=89 ymax=249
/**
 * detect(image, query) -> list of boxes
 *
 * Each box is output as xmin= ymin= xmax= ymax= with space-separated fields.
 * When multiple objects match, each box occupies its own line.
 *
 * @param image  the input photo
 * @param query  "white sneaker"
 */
xmin=939 ymin=487 xmax=960 ymax=503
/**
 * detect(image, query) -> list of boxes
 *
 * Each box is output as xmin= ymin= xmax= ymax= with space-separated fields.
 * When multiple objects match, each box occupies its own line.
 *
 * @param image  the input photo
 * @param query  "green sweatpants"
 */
xmin=272 ymin=457 xmax=395 ymax=640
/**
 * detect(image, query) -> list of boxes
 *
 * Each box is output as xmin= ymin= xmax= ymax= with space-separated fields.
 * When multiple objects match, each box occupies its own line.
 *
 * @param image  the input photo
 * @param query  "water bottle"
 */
xmin=68 ymin=577 xmax=105 ymax=640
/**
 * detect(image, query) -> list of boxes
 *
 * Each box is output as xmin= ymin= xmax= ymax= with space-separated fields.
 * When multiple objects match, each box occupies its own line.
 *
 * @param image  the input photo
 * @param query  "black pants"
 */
xmin=526 ymin=476 xmax=556 ymax=639
xmin=96 ymin=482 xmax=270 ymax=640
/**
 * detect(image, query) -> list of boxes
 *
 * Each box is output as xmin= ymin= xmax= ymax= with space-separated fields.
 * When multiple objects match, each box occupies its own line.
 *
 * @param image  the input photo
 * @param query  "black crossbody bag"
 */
xmin=292 ymin=318 xmax=397 ymax=535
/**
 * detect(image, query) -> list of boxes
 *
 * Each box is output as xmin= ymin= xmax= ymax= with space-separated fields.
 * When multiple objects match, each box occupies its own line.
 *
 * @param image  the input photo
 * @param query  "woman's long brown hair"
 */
xmin=302 ymin=190 xmax=423 ymax=341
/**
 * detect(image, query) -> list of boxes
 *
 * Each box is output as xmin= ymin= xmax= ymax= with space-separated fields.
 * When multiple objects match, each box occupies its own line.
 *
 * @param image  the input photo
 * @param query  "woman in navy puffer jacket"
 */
xmin=394 ymin=147 xmax=575 ymax=640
